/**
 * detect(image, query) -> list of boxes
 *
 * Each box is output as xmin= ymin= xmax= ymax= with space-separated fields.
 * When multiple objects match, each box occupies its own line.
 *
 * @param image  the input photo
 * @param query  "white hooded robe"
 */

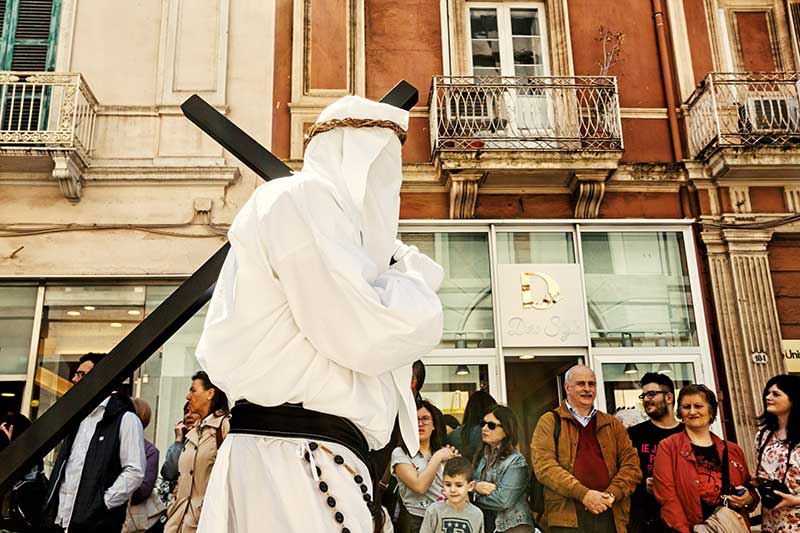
xmin=194 ymin=96 xmax=444 ymax=533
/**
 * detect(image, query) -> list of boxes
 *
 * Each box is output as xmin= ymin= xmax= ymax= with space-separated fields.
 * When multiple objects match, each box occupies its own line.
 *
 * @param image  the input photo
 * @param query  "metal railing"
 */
xmin=0 ymin=71 xmax=98 ymax=160
xmin=429 ymin=75 xmax=623 ymax=153
xmin=686 ymin=71 xmax=800 ymax=158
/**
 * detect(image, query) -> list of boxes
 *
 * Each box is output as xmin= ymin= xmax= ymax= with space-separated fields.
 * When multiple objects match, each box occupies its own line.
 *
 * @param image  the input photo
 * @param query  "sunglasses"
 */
xmin=479 ymin=419 xmax=503 ymax=430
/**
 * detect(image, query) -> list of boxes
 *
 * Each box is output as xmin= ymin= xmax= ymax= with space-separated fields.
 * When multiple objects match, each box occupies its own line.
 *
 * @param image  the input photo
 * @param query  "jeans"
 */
xmin=549 ymin=508 xmax=615 ymax=533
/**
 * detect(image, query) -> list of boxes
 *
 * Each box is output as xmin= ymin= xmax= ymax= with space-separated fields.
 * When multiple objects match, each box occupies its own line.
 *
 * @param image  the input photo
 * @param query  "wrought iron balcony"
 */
xmin=429 ymin=76 xmax=623 ymax=154
xmin=686 ymin=72 xmax=800 ymax=159
xmin=0 ymin=71 xmax=98 ymax=161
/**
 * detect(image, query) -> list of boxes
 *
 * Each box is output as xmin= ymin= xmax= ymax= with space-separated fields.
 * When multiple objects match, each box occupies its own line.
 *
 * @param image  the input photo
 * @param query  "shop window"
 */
xmin=496 ymin=231 xmax=575 ymax=264
xmin=600 ymin=362 xmax=696 ymax=426
xmin=581 ymin=232 xmax=698 ymax=347
xmin=419 ymin=364 xmax=490 ymax=424
xmin=401 ymin=232 xmax=494 ymax=349
xmin=0 ymin=380 xmax=24 ymax=417
xmin=0 ymin=285 xmax=37 ymax=374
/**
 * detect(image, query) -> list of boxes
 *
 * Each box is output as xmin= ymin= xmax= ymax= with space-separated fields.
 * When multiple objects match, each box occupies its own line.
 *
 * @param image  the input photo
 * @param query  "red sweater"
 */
xmin=652 ymin=431 xmax=757 ymax=533
xmin=573 ymin=417 xmax=612 ymax=491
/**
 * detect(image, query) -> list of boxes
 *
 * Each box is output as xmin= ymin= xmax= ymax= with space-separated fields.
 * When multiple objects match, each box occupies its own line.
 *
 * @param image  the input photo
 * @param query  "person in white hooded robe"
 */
xmin=194 ymin=95 xmax=445 ymax=533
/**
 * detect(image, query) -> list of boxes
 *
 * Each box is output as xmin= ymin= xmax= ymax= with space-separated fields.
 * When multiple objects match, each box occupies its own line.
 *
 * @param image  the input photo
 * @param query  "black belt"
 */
xmin=230 ymin=401 xmax=370 ymax=465
xmin=229 ymin=400 xmax=398 ymax=532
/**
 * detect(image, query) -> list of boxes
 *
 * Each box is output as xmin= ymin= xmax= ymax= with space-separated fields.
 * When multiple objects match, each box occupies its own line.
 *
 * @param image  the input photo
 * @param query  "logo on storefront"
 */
xmin=520 ymin=271 xmax=561 ymax=310
xmin=499 ymin=263 xmax=589 ymax=348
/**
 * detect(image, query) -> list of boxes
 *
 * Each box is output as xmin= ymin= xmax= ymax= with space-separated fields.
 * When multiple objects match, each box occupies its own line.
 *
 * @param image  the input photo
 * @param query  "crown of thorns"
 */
xmin=304 ymin=118 xmax=407 ymax=146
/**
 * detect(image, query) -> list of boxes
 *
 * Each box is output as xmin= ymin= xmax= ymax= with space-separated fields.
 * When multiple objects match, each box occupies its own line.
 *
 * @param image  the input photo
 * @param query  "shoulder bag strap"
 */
xmin=721 ymin=441 xmax=731 ymax=495
xmin=552 ymin=409 xmax=561 ymax=460
xmin=781 ymin=440 xmax=798 ymax=484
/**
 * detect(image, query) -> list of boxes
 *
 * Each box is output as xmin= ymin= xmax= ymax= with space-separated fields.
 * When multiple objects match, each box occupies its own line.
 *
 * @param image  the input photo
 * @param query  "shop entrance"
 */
xmin=505 ymin=356 xmax=578 ymax=464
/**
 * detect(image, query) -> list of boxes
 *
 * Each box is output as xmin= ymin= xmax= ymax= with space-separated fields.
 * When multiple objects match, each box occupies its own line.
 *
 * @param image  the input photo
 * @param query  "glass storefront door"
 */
xmin=504 ymin=356 xmax=579 ymax=464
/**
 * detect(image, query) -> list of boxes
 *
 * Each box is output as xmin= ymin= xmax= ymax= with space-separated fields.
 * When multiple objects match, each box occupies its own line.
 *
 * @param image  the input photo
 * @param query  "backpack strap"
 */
xmin=551 ymin=409 xmax=561 ymax=459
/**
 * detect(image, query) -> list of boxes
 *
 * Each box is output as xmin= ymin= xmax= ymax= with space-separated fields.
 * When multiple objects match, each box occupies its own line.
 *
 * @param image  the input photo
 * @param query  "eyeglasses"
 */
xmin=479 ymin=420 xmax=503 ymax=430
xmin=73 ymin=370 xmax=87 ymax=379
xmin=638 ymin=391 xmax=668 ymax=400
xmin=417 ymin=416 xmax=433 ymax=425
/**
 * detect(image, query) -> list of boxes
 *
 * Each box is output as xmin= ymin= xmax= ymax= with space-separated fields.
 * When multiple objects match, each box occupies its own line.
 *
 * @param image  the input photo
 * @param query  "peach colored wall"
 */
xmin=403 ymin=118 xmax=432 ymax=163
xmin=400 ymin=193 xmax=449 ymax=219
xmin=683 ymin=0 xmax=714 ymax=85
xmin=769 ymin=235 xmax=800 ymax=339
xmin=599 ymin=192 xmax=683 ymax=218
xmin=568 ymin=0 xmax=665 ymax=108
xmin=749 ymin=187 xmax=786 ymax=213
xmin=309 ymin=0 xmax=348 ymax=89
xmin=271 ymin=0 xmax=293 ymax=159
xmin=735 ymin=12 xmax=778 ymax=71
xmin=719 ymin=187 xmax=733 ymax=213
xmin=365 ymin=0 xmax=442 ymax=105
xmin=620 ymin=119 xmax=674 ymax=162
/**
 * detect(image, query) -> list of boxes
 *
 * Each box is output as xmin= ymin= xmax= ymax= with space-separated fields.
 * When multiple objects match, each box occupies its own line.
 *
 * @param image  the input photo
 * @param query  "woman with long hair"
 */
xmin=391 ymin=399 xmax=459 ymax=533
xmin=164 ymin=371 xmax=230 ymax=533
xmin=653 ymin=384 xmax=757 ymax=532
xmin=754 ymin=374 xmax=800 ymax=532
xmin=473 ymin=404 xmax=533 ymax=533
xmin=447 ymin=390 xmax=497 ymax=460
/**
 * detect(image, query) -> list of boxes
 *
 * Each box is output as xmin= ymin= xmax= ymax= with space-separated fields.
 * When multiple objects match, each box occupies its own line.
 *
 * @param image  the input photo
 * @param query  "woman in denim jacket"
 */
xmin=473 ymin=405 xmax=534 ymax=533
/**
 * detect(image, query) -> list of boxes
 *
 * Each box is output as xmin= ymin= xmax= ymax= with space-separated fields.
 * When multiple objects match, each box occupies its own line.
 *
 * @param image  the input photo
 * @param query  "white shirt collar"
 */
xmin=565 ymin=400 xmax=596 ymax=427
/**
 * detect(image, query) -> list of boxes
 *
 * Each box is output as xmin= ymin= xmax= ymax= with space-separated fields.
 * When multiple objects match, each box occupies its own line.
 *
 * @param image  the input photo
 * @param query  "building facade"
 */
xmin=1 ymin=0 xmax=800 ymax=466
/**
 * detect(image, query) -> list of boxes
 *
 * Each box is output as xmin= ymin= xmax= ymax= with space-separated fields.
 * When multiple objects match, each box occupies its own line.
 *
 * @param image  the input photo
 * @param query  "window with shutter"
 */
xmin=788 ymin=0 xmax=800 ymax=67
xmin=0 ymin=0 xmax=60 ymax=131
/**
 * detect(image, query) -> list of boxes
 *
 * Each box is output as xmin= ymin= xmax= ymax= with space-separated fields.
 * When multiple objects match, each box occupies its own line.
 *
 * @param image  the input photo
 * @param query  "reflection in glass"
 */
xmin=420 ymin=364 xmax=490 ymax=423
xmin=496 ymin=232 xmax=575 ymax=264
xmin=0 ymin=285 xmax=37 ymax=374
xmin=470 ymin=9 xmax=499 ymax=39
xmin=602 ymin=362 xmax=696 ymax=426
xmin=511 ymin=9 xmax=539 ymax=36
xmin=581 ymin=232 xmax=698 ymax=347
xmin=401 ymin=232 xmax=494 ymax=349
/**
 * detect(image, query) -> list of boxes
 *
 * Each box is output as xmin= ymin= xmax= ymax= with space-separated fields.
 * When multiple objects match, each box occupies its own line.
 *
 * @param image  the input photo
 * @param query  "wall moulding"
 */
xmin=157 ymin=0 xmax=230 ymax=107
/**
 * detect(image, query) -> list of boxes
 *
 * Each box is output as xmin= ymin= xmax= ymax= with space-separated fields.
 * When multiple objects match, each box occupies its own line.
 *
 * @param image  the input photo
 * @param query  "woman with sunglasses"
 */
xmin=753 ymin=374 xmax=800 ymax=533
xmin=392 ymin=399 xmax=459 ymax=533
xmin=473 ymin=405 xmax=534 ymax=533
xmin=653 ymin=384 xmax=757 ymax=533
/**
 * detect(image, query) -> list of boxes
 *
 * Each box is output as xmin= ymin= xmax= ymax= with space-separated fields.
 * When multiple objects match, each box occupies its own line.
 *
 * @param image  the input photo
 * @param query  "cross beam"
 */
xmin=0 ymin=82 xmax=419 ymax=493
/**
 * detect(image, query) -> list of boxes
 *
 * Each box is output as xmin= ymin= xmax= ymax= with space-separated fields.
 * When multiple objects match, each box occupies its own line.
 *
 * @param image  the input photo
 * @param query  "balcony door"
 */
xmin=467 ymin=3 xmax=552 ymax=141
xmin=0 ymin=0 xmax=59 ymax=131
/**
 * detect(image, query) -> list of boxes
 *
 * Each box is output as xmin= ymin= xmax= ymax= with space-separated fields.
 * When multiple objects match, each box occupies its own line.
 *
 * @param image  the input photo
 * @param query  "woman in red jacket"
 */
xmin=652 ymin=384 xmax=758 ymax=532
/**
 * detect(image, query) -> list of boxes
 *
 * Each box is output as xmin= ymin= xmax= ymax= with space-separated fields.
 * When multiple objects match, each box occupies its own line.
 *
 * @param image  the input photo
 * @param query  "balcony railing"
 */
xmin=0 ymin=71 xmax=98 ymax=161
xmin=686 ymin=71 xmax=800 ymax=158
xmin=429 ymin=76 xmax=623 ymax=154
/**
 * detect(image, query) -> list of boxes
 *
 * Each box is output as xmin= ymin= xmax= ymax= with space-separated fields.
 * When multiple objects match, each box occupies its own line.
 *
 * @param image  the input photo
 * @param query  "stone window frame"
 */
xmin=445 ymin=0 xmax=573 ymax=77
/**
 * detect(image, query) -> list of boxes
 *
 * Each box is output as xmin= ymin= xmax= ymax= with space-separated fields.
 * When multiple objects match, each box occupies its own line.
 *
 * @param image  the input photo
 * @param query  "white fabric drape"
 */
xmin=195 ymin=96 xmax=444 ymax=532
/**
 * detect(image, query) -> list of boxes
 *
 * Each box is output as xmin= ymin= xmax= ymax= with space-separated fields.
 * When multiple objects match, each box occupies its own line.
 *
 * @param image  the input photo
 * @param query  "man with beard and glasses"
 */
xmin=532 ymin=365 xmax=640 ymax=533
xmin=626 ymin=372 xmax=683 ymax=532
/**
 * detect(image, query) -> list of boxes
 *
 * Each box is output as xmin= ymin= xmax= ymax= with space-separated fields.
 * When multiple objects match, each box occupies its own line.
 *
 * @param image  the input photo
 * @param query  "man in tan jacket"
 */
xmin=531 ymin=365 xmax=641 ymax=533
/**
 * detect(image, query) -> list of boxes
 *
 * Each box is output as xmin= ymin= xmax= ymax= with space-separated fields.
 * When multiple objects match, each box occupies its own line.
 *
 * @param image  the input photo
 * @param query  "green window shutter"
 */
xmin=1 ymin=0 xmax=59 ymax=71
xmin=0 ymin=1 xmax=7 ymax=41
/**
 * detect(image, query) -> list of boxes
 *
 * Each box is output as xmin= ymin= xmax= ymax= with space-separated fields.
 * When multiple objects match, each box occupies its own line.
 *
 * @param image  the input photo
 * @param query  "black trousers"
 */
xmin=549 ymin=508 xmax=615 ymax=533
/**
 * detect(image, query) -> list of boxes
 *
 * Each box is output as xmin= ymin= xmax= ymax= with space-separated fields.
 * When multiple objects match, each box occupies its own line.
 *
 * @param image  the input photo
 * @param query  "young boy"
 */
xmin=420 ymin=456 xmax=484 ymax=533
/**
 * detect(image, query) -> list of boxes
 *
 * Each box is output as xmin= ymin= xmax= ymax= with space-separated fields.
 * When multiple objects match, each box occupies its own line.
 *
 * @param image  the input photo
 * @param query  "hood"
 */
xmin=302 ymin=95 xmax=409 ymax=271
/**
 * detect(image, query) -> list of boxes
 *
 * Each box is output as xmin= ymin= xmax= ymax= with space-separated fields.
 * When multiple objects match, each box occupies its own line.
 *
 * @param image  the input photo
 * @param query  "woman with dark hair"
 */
xmin=754 ymin=374 xmax=800 ymax=532
xmin=392 ymin=399 xmax=459 ymax=533
xmin=447 ymin=390 xmax=497 ymax=460
xmin=164 ymin=372 xmax=230 ymax=533
xmin=653 ymin=384 xmax=757 ymax=533
xmin=473 ymin=404 xmax=533 ymax=533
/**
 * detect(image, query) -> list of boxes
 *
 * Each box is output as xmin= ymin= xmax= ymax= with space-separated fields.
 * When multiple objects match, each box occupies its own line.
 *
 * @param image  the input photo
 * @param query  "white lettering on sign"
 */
xmin=752 ymin=351 xmax=768 ymax=365
xmin=507 ymin=316 xmax=583 ymax=342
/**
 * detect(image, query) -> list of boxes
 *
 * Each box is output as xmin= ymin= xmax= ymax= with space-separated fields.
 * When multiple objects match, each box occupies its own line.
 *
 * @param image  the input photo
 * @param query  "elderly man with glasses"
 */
xmin=626 ymin=372 xmax=683 ymax=532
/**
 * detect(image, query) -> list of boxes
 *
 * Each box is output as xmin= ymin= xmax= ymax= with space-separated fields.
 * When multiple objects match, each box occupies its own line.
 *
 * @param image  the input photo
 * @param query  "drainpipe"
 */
xmin=652 ymin=0 xmax=683 ymax=162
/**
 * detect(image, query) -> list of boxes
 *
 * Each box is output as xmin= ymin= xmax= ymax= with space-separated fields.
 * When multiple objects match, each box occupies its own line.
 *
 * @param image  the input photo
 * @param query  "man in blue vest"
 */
xmin=42 ymin=353 xmax=146 ymax=533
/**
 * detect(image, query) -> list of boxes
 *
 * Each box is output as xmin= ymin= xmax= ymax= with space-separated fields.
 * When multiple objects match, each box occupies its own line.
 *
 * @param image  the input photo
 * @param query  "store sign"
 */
xmin=781 ymin=340 xmax=800 ymax=374
xmin=498 ymin=263 xmax=588 ymax=347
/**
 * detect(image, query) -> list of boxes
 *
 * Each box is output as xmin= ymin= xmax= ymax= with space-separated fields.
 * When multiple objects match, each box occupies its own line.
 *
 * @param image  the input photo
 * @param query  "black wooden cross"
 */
xmin=0 ymin=81 xmax=419 ymax=492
